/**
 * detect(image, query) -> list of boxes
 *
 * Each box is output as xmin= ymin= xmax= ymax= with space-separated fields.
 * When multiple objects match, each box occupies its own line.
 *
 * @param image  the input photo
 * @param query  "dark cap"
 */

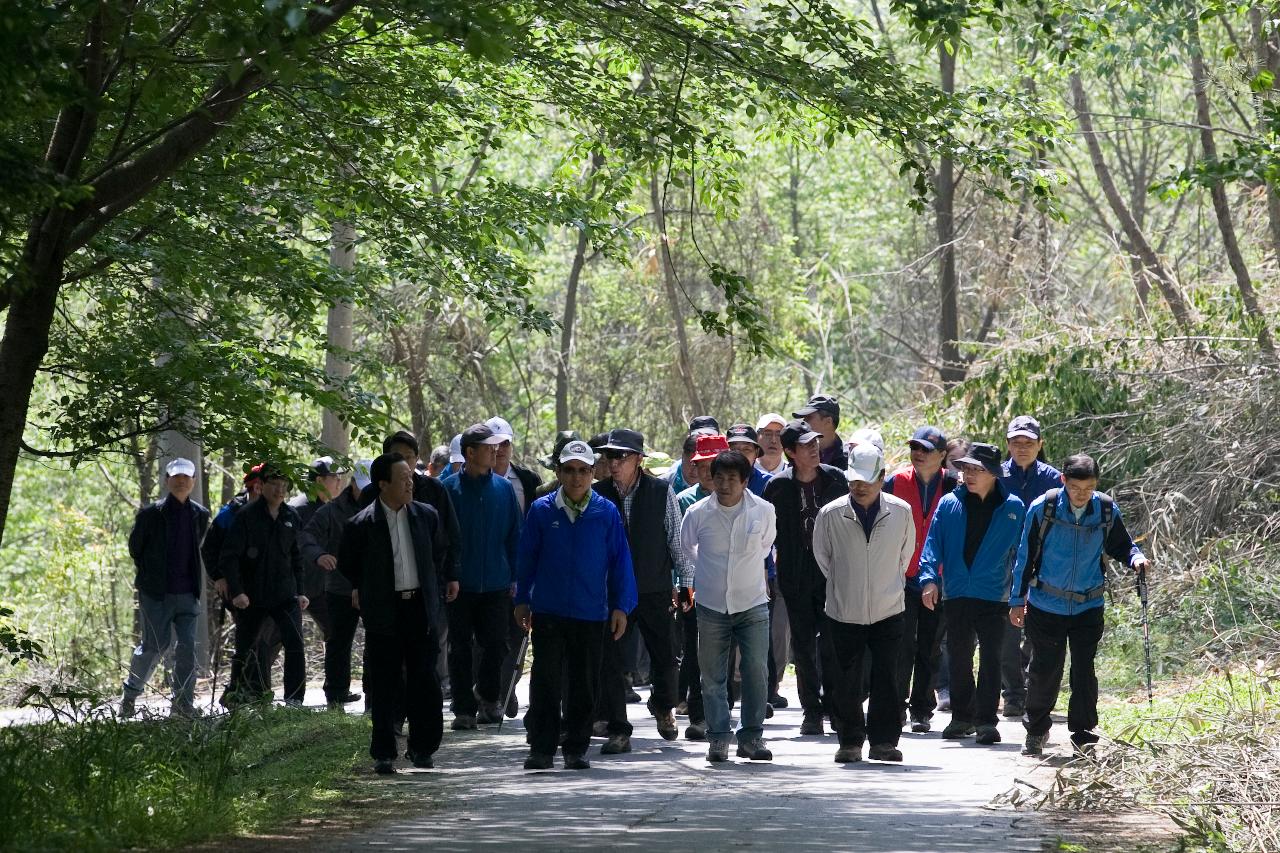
xmin=460 ymin=422 xmax=506 ymax=450
xmin=780 ymin=419 xmax=822 ymax=451
xmin=792 ymin=394 xmax=840 ymax=423
xmin=540 ymin=430 xmax=583 ymax=471
xmin=725 ymin=423 xmax=761 ymax=449
xmin=601 ymin=427 xmax=645 ymax=456
xmin=1006 ymin=415 xmax=1042 ymax=441
xmin=309 ymin=455 xmax=348 ymax=479
xmin=587 ymin=432 xmax=609 ymax=450
xmin=688 ymin=415 xmax=720 ymax=433
xmin=908 ymin=426 xmax=948 ymax=453
xmin=258 ymin=463 xmax=291 ymax=483
xmin=953 ymin=442 xmax=1003 ymax=477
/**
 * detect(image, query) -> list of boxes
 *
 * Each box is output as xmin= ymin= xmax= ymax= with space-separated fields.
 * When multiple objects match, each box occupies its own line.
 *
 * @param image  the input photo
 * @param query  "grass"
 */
xmin=0 ymin=704 xmax=402 ymax=851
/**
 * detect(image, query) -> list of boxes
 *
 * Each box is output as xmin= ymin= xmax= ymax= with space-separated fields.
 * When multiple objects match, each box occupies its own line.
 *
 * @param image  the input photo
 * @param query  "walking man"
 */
xmin=793 ymin=394 xmax=848 ymax=471
xmin=680 ymin=450 xmax=777 ymax=762
xmin=754 ymin=413 xmax=789 ymax=477
xmin=339 ymin=453 xmax=454 ymax=773
xmin=918 ymin=443 xmax=1026 ymax=745
xmin=813 ymin=443 xmax=915 ymax=762
xmin=119 ymin=458 xmax=210 ymax=718
xmin=1011 ymin=454 xmax=1151 ymax=756
xmin=517 ymin=440 xmax=637 ymax=770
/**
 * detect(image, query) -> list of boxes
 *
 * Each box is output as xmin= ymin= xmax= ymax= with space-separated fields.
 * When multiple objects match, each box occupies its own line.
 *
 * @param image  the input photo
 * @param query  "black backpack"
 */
xmin=1023 ymin=488 xmax=1114 ymax=604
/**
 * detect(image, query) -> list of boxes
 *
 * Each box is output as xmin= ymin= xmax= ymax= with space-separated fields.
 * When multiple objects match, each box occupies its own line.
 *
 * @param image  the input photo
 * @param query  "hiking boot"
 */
xmin=675 ymin=701 xmax=689 ymax=717
xmin=706 ymin=741 xmax=730 ymax=762
xmin=119 ymin=694 xmax=137 ymax=719
xmin=935 ymin=689 xmax=951 ymax=712
xmin=406 ymin=750 xmax=434 ymax=769
xmin=451 ymin=714 xmax=478 ymax=731
xmin=800 ymin=713 xmax=826 ymax=736
xmin=343 ymin=691 xmax=362 ymax=703
xmin=768 ymin=693 xmax=789 ymax=709
xmin=523 ymin=752 xmax=553 ymax=770
xmin=477 ymin=702 xmax=503 ymax=724
xmin=736 ymin=739 xmax=773 ymax=761
xmin=373 ymin=759 xmax=396 ymax=775
xmin=654 ymin=709 xmax=678 ymax=741
xmin=563 ymin=753 xmax=591 ymax=770
xmin=941 ymin=720 xmax=976 ymax=739
xmin=1022 ymin=733 xmax=1048 ymax=756
xmin=600 ymin=734 xmax=631 ymax=755
xmin=764 ymin=703 xmax=774 ymax=719
xmin=975 ymin=724 xmax=1002 ymax=745
xmin=169 ymin=702 xmax=199 ymax=721
xmin=868 ymin=743 xmax=903 ymax=762
xmin=1002 ymin=701 xmax=1025 ymax=719
xmin=909 ymin=715 xmax=931 ymax=733
xmin=1071 ymin=730 xmax=1100 ymax=756
xmin=625 ymin=687 xmax=643 ymax=703
xmin=834 ymin=745 xmax=862 ymax=763
xmin=592 ymin=720 xmax=609 ymax=738
xmin=684 ymin=721 xmax=707 ymax=740
xmin=505 ymin=691 xmax=519 ymax=718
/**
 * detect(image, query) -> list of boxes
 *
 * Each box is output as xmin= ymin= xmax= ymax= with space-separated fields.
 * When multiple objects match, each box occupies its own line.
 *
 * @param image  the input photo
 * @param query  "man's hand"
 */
xmin=231 ymin=593 xmax=250 ymax=609
xmin=298 ymin=595 xmax=309 ymax=611
xmin=677 ymin=587 xmax=695 ymax=612
xmin=1133 ymin=557 xmax=1153 ymax=573
xmin=1009 ymin=605 xmax=1026 ymax=628
xmin=514 ymin=603 xmax=532 ymax=633
xmin=317 ymin=554 xmax=338 ymax=572
xmin=920 ymin=583 xmax=939 ymax=611
xmin=767 ymin=577 xmax=778 ymax=602
xmin=610 ymin=609 xmax=628 ymax=641
xmin=446 ymin=581 xmax=460 ymax=602
xmin=214 ymin=578 xmax=229 ymax=598
xmin=351 ymin=589 xmax=360 ymax=610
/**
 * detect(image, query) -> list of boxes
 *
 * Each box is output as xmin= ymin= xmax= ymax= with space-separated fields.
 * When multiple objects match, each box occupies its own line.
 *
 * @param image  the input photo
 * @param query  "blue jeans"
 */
xmin=697 ymin=603 xmax=770 ymax=746
xmin=123 ymin=591 xmax=200 ymax=708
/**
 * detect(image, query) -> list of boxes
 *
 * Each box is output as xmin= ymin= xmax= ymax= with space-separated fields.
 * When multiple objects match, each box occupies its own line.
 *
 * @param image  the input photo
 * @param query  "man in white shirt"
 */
xmin=754 ymin=413 xmax=789 ymax=477
xmin=680 ymin=450 xmax=777 ymax=763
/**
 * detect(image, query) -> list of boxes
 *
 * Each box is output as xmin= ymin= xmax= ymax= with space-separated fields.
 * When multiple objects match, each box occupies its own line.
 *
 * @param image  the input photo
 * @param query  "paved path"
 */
xmin=317 ymin=679 xmax=1057 ymax=853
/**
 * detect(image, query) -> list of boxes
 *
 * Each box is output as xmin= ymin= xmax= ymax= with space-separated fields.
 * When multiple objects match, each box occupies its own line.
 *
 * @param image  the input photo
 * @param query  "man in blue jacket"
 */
xmin=441 ymin=422 xmax=522 ymax=729
xmin=919 ymin=443 xmax=1026 ymax=745
xmin=516 ymin=440 xmax=637 ymax=770
xmin=1010 ymin=454 xmax=1151 ymax=756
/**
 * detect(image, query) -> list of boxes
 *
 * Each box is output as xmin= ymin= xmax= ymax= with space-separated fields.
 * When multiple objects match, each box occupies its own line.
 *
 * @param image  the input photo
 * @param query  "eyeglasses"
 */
xmin=604 ymin=450 xmax=636 ymax=461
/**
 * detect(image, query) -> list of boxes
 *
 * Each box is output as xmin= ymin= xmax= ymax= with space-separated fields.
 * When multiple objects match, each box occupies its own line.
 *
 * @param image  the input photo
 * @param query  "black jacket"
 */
xmin=762 ymin=464 xmax=847 ymax=587
xmin=595 ymin=473 xmax=676 ymax=595
xmin=217 ymin=499 xmax=305 ymax=607
xmin=128 ymin=497 xmax=210 ymax=599
xmin=299 ymin=487 xmax=363 ymax=596
xmin=202 ymin=492 xmax=252 ymax=581
xmin=288 ymin=494 xmax=327 ymax=599
xmin=338 ymin=499 xmax=446 ymax=634
xmin=360 ymin=471 xmax=461 ymax=583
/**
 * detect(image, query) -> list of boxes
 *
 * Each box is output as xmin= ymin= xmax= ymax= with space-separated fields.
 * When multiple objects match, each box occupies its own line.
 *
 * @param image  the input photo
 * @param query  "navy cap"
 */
xmin=780 ymin=419 xmax=822 ymax=451
xmin=953 ymin=443 xmax=1003 ymax=477
xmin=793 ymin=394 xmax=840 ymax=422
xmin=725 ymin=423 xmax=761 ymax=449
xmin=1006 ymin=415 xmax=1042 ymax=441
xmin=688 ymin=415 xmax=720 ymax=433
xmin=600 ymin=428 xmax=646 ymax=456
xmin=908 ymin=426 xmax=948 ymax=453
xmin=460 ymin=423 xmax=506 ymax=450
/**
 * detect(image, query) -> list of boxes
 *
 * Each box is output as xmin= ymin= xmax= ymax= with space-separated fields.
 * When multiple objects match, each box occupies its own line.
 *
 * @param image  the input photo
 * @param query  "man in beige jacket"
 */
xmin=813 ymin=442 xmax=916 ymax=763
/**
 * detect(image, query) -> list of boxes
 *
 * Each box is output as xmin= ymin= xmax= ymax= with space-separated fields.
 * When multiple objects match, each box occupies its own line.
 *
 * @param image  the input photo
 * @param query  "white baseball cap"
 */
xmin=448 ymin=434 xmax=465 ymax=464
xmin=485 ymin=416 xmax=515 ymax=444
xmin=755 ymin=412 xmax=787 ymax=432
xmin=352 ymin=459 xmax=373 ymax=491
xmin=558 ymin=440 xmax=597 ymax=467
xmin=848 ymin=427 xmax=885 ymax=454
xmin=845 ymin=442 xmax=886 ymax=483
xmin=165 ymin=457 xmax=196 ymax=478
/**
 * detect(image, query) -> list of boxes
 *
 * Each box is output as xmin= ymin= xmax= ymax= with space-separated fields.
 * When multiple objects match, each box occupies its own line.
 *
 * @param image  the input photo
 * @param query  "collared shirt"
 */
xmin=618 ymin=474 xmax=694 ymax=585
xmin=380 ymin=500 xmax=418 ymax=591
xmin=756 ymin=456 xmax=789 ymax=477
xmin=916 ymin=469 xmax=943 ymax=515
xmin=504 ymin=466 xmax=525 ymax=510
xmin=962 ymin=488 xmax=1004 ymax=567
xmin=555 ymin=488 xmax=591 ymax=523
xmin=680 ymin=491 xmax=776 ymax=615
xmin=850 ymin=497 xmax=879 ymax=542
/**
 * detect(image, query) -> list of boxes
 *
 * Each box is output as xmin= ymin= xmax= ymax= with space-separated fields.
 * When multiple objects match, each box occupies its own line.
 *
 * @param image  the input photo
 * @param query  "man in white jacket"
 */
xmin=813 ymin=442 xmax=916 ymax=763
xmin=680 ymin=449 xmax=778 ymax=763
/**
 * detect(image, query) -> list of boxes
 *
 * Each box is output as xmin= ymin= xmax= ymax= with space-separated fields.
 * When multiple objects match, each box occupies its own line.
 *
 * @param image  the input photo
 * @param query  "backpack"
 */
xmin=1023 ymin=488 xmax=1114 ymax=604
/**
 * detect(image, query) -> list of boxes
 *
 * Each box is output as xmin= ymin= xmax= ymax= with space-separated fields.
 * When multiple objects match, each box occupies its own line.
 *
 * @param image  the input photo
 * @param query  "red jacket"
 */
xmin=884 ymin=468 xmax=958 ymax=584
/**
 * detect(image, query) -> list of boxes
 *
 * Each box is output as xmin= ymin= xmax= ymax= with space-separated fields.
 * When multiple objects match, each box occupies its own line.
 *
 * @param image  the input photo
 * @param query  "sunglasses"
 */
xmin=604 ymin=450 xmax=637 ymax=461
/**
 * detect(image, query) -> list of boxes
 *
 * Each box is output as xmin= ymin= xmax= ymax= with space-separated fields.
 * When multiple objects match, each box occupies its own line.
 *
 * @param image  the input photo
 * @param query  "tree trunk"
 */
xmin=1069 ymin=73 xmax=1198 ymax=329
xmin=936 ymin=45 xmax=965 ymax=387
xmin=555 ymin=152 xmax=602 ymax=433
xmin=650 ymin=171 xmax=705 ymax=416
xmin=323 ymin=219 xmax=356 ymax=455
xmin=1188 ymin=17 xmax=1277 ymax=358
xmin=1249 ymin=6 xmax=1280 ymax=266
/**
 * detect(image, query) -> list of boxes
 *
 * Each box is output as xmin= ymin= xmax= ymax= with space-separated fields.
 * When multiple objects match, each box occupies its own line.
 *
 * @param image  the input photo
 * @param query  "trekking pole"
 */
xmin=497 ymin=631 xmax=530 ymax=732
xmin=1135 ymin=565 xmax=1153 ymax=704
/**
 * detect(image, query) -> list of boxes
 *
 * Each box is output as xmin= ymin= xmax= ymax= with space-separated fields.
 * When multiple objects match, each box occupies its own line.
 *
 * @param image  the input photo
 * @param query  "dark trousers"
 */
xmin=257 ymin=596 xmax=332 ymax=694
xmin=779 ymin=557 xmax=838 ymax=717
xmin=230 ymin=601 xmax=305 ymax=703
xmin=447 ymin=589 xmax=510 ymax=715
xmin=898 ymin=587 xmax=943 ymax=718
xmin=828 ymin=614 xmax=904 ymax=748
xmin=1001 ymin=621 xmax=1031 ymax=705
xmin=677 ymin=603 xmax=704 ymax=723
xmin=1024 ymin=604 xmax=1105 ymax=736
xmin=323 ymin=592 xmax=362 ymax=703
xmin=598 ymin=591 xmax=683 ymax=734
xmin=527 ymin=615 xmax=606 ymax=757
xmin=944 ymin=597 xmax=1007 ymax=727
xmin=499 ymin=603 xmax=526 ymax=707
xmin=365 ymin=597 xmax=443 ymax=760
xmin=766 ymin=593 xmax=779 ymax=693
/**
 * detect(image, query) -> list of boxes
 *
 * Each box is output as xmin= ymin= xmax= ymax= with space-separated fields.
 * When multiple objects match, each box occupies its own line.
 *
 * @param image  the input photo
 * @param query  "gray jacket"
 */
xmin=300 ymin=487 xmax=363 ymax=595
xmin=813 ymin=492 xmax=915 ymax=626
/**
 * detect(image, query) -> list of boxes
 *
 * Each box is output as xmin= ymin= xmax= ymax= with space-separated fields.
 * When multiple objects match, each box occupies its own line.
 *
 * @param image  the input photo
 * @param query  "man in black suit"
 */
xmin=340 ymin=453 xmax=458 ymax=774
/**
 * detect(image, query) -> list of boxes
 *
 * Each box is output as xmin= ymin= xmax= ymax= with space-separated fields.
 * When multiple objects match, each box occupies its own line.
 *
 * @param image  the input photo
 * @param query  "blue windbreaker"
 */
xmin=441 ymin=469 xmax=522 ymax=593
xmin=917 ymin=482 xmax=1026 ymax=603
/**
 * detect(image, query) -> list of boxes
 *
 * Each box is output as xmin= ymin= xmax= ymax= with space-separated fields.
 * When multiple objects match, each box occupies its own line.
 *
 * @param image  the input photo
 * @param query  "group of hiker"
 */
xmin=119 ymin=398 xmax=1151 ymax=774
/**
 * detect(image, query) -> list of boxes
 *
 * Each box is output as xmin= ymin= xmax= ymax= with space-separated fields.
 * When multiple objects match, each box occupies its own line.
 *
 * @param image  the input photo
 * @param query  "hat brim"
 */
xmin=558 ymin=453 xmax=597 ymax=468
xmin=791 ymin=407 xmax=819 ymax=418
xmin=167 ymin=466 xmax=196 ymax=477
xmin=954 ymin=456 xmax=1002 ymax=477
xmin=908 ymin=439 xmax=940 ymax=452
xmin=690 ymin=451 xmax=723 ymax=462
xmin=599 ymin=443 xmax=645 ymax=455
xmin=1006 ymin=430 xmax=1040 ymax=440
xmin=755 ymin=417 xmax=787 ymax=431
xmin=728 ymin=438 xmax=762 ymax=450
xmin=845 ymin=468 xmax=882 ymax=483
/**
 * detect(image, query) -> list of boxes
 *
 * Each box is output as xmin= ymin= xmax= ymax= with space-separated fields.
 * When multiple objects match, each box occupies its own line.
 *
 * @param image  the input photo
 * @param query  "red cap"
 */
xmin=690 ymin=434 xmax=731 ymax=462
xmin=243 ymin=462 xmax=266 ymax=484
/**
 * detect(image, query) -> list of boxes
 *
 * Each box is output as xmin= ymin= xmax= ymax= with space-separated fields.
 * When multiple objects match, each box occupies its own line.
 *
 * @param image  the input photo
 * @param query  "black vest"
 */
xmin=594 ymin=474 xmax=675 ymax=594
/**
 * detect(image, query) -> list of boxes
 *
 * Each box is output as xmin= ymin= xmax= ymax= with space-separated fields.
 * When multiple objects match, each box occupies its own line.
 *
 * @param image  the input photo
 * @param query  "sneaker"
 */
xmin=523 ymin=752 xmax=553 ymax=770
xmin=169 ymin=702 xmax=199 ymax=720
xmin=654 ymin=709 xmax=678 ymax=741
xmin=451 ymin=714 xmax=478 ymax=731
xmin=684 ymin=721 xmax=707 ymax=741
xmin=343 ymin=691 xmax=362 ymax=703
xmin=625 ymin=688 xmax=643 ymax=704
xmin=706 ymin=741 xmax=730 ymax=762
xmin=119 ymin=694 xmax=137 ymax=719
xmin=1022 ymin=733 xmax=1048 ymax=756
xmin=563 ymin=753 xmax=591 ymax=770
xmin=768 ymin=693 xmax=789 ymax=709
xmin=674 ymin=701 xmax=690 ymax=717
xmin=477 ymin=702 xmax=503 ymax=724
xmin=1071 ymin=730 xmax=1100 ymax=755
xmin=505 ymin=691 xmax=519 ymax=718
xmin=909 ymin=715 xmax=931 ymax=733
xmin=284 ymin=699 xmax=305 ymax=709
xmin=941 ymin=720 xmax=976 ymax=739
xmin=591 ymin=720 xmax=609 ymax=738
xmin=600 ymin=734 xmax=631 ymax=755
xmin=373 ymin=759 xmax=395 ymax=775
xmin=1002 ymin=701 xmax=1025 ymax=719
xmin=935 ymin=689 xmax=951 ymax=713
xmin=975 ymin=725 xmax=1002 ymax=745
xmin=765 ymin=703 xmax=774 ymax=719
xmin=799 ymin=713 xmax=825 ymax=736
xmin=406 ymin=750 xmax=434 ymax=769
xmin=834 ymin=745 xmax=862 ymax=763
xmin=736 ymin=739 xmax=773 ymax=761
xmin=868 ymin=743 xmax=903 ymax=762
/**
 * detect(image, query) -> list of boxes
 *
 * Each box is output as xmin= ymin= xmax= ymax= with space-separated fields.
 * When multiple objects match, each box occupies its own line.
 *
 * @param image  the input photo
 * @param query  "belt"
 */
xmin=1029 ymin=577 xmax=1104 ymax=604
xmin=397 ymin=588 xmax=421 ymax=599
